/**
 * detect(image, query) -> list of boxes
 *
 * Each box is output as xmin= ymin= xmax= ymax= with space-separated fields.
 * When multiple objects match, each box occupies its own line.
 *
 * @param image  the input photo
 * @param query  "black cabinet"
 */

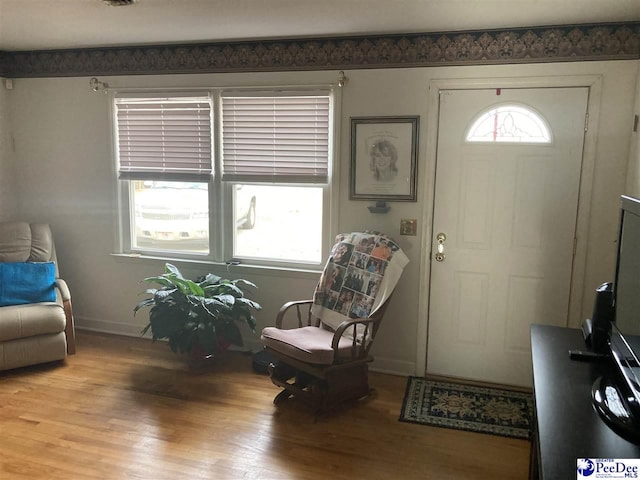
xmin=530 ymin=324 xmax=640 ymax=479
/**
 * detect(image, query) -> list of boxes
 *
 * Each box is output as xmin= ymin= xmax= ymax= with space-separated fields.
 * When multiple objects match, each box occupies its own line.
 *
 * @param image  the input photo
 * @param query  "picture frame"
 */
xmin=350 ymin=116 xmax=419 ymax=201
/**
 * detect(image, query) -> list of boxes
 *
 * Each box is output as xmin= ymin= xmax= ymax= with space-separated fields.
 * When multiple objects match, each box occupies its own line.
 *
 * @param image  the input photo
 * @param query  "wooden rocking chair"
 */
xmin=261 ymin=231 xmax=408 ymax=414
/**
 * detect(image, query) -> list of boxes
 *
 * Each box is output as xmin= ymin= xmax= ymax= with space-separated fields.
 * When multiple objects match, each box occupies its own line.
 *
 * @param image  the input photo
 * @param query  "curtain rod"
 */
xmin=89 ymin=71 xmax=347 ymax=94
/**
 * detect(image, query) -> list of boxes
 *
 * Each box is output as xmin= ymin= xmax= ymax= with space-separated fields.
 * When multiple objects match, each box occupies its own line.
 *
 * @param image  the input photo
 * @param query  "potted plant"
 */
xmin=134 ymin=263 xmax=261 ymax=361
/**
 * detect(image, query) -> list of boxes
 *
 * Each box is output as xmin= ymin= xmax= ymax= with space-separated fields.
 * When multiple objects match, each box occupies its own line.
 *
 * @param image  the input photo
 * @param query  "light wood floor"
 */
xmin=0 ymin=332 xmax=530 ymax=479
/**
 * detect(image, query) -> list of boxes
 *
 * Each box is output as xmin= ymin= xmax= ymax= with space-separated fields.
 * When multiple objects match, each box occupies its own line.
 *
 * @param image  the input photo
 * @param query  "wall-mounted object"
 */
xmin=368 ymin=201 xmax=390 ymax=214
xmin=400 ymin=219 xmax=417 ymax=235
xmin=350 ymin=116 xmax=419 ymax=202
xmin=337 ymin=71 xmax=348 ymax=88
xmin=89 ymin=77 xmax=109 ymax=93
xmin=102 ymin=0 xmax=137 ymax=6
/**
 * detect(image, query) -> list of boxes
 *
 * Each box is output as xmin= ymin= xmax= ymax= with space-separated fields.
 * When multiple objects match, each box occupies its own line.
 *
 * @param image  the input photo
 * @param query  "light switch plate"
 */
xmin=400 ymin=219 xmax=417 ymax=236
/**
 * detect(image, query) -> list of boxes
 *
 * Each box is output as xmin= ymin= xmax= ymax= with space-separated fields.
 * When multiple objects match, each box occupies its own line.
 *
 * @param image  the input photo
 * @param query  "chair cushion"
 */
xmin=0 ymin=222 xmax=54 ymax=263
xmin=261 ymin=326 xmax=355 ymax=365
xmin=0 ymin=262 xmax=56 ymax=306
xmin=0 ymin=302 xmax=66 ymax=343
xmin=0 ymin=332 xmax=67 ymax=371
xmin=0 ymin=222 xmax=32 ymax=262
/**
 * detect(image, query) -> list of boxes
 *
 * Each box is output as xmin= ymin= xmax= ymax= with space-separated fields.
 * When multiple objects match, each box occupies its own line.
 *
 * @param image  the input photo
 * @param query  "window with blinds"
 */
xmin=221 ymin=94 xmax=330 ymax=183
xmin=113 ymin=88 xmax=334 ymax=266
xmin=115 ymin=96 xmax=213 ymax=181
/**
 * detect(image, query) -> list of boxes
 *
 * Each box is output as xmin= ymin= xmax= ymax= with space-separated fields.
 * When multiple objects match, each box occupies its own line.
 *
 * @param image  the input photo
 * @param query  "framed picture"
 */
xmin=350 ymin=116 xmax=419 ymax=201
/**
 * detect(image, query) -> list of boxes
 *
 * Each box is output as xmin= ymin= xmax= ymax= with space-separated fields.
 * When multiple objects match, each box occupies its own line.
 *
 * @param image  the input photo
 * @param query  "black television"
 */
xmin=592 ymin=194 xmax=640 ymax=443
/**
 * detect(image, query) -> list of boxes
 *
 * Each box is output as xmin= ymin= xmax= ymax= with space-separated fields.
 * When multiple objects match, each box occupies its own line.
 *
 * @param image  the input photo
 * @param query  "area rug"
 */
xmin=399 ymin=377 xmax=533 ymax=439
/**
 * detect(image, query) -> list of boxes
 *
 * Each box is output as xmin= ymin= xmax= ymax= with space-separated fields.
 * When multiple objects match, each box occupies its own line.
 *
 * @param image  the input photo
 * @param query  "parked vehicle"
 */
xmin=134 ymin=182 xmax=256 ymax=248
xmin=235 ymin=184 xmax=257 ymax=230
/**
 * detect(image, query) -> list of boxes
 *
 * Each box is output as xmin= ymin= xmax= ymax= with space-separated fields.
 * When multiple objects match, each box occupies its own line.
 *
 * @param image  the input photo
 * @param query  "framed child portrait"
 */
xmin=350 ymin=116 xmax=419 ymax=201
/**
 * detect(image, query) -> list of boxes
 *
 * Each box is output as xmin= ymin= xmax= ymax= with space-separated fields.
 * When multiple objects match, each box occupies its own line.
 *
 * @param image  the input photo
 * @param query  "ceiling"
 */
xmin=0 ymin=0 xmax=639 ymax=52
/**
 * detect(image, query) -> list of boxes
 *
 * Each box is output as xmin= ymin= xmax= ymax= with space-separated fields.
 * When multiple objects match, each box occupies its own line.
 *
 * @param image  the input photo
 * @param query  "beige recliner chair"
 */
xmin=0 ymin=222 xmax=76 ymax=371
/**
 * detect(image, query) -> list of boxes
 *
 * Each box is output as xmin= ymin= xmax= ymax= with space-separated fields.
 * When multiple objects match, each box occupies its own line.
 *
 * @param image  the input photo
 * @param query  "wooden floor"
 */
xmin=0 ymin=332 xmax=530 ymax=479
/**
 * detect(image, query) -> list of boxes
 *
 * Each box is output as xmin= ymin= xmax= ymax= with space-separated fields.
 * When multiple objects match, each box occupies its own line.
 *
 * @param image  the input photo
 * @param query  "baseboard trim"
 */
xmin=76 ymin=316 xmax=263 ymax=352
xmin=75 ymin=316 xmax=415 ymax=376
xmin=75 ymin=316 xmax=144 ymax=338
xmin=370 ymin=356 xmax=415 ymax=376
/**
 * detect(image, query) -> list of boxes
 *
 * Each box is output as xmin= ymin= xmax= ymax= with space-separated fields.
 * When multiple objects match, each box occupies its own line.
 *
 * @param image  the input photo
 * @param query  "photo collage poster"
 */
xmin=313 ymin=232 xmax=401 ymax=320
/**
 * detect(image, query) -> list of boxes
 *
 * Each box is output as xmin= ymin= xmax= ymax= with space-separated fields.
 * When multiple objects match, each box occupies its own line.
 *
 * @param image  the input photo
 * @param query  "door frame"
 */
xmin=416 ymin=75 xmax=603 ymax=377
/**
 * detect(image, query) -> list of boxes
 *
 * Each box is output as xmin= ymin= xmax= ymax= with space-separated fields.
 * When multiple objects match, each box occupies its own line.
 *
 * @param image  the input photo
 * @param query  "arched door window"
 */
xmin=465 ymin=104 xmax=552 ymax=143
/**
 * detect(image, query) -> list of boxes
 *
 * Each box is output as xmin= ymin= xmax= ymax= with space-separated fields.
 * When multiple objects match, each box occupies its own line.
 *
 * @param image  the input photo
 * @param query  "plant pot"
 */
xmin=186 ymin=336 xmax=232 ymax=369
xmin=187 ymin=341 xmax=216 ymax=369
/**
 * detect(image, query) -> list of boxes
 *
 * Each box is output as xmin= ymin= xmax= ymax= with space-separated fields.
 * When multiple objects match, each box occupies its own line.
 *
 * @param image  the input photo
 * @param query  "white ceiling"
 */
xmin=0 ymin=0 xmax=638 ymax=51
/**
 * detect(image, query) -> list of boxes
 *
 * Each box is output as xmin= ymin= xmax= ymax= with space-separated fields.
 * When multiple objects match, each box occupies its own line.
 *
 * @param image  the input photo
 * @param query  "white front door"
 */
xmin=427 ymin=87 xmax=589 ymax=387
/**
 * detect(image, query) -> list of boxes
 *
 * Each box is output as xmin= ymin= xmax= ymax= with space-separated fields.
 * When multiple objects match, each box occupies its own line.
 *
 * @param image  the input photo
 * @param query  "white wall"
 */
xmin=0 ymin=79 xmax=17 ymax=220
xmin=4 ymin=60 xmax=638 ymax=375
xmin=626 ymin=61 xmax=640 ymax=197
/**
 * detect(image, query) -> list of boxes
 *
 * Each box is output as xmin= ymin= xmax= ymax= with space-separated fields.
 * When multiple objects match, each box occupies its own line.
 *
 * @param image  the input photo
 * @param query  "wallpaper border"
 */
xmin=1 ymin=22 xmax=639 ymax=78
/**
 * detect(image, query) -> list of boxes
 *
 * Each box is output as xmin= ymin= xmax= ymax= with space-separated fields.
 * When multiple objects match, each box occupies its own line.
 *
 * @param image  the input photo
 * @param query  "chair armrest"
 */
xmin=275 ymin=300 xmax=315 ymax=329
xmin=55 ymin=278 xmax=76 ymax=355
xmin=55 ymin=278 xmax=71 ymax=301
xmin=331 ymin=317 xmax=376 ymax=358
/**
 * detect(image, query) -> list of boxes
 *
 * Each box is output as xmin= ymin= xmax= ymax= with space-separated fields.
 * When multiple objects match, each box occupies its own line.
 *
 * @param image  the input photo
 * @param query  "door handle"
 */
xmin=435 ymin=233 xmax=446 ymax=262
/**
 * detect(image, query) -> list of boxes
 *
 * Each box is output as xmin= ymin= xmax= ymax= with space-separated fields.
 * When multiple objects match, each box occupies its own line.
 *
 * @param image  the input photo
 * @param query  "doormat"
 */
xmin=399 ymin=377 xmax=533 ymax=439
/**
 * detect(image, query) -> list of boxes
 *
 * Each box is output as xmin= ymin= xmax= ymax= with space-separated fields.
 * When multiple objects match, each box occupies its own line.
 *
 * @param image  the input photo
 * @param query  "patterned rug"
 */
xmin=399 ymin=377 xmax=533 ymax=439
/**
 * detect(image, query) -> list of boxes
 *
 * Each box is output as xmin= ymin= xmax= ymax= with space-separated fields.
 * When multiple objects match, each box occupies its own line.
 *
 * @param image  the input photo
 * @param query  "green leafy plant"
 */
xmin=134 ymin=263 xmax=261 ymax=356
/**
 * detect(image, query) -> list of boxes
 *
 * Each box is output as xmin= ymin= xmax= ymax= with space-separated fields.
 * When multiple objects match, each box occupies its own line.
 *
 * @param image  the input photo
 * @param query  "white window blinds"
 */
xmin=221 ymin=94 xmax=330 ymax=183
xmin=115 ymin=96 xmax=212 ymax=181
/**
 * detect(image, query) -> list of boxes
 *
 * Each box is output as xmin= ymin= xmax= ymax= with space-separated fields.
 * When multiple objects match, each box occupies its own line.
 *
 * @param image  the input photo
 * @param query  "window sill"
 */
xmin=110 ymin=252 xmax=322 ymax=280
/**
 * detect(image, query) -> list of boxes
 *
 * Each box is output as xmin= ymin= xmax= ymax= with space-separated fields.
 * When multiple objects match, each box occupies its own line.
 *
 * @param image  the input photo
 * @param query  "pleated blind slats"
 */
xmin=221 ymin=95 xmax=330 ymax=183
xmin=115 ymin=97 xmax=212 ymax=181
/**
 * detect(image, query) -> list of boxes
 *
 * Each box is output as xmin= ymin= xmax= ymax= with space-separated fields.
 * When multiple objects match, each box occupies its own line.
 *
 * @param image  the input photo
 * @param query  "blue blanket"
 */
xmin=0 ymin=262 xmax=56 ymax=307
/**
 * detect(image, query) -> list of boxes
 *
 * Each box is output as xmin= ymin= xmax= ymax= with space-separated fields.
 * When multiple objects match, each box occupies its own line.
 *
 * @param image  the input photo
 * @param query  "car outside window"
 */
xmin=132 ymin=181 xmax=210 ymax=254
